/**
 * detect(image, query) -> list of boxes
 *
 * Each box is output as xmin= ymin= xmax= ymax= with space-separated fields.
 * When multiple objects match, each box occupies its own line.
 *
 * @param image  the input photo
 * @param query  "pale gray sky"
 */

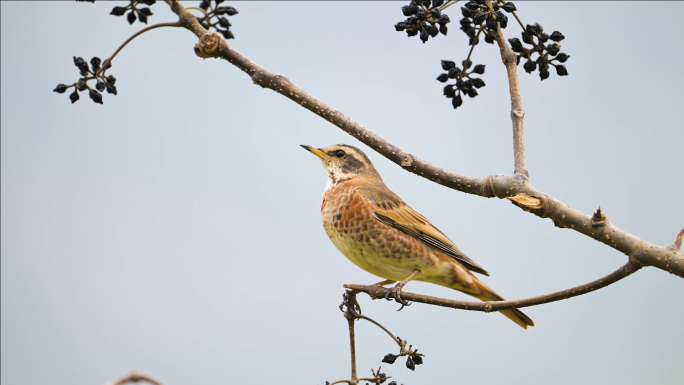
xmin=2 ymin=2 xmax=683 ymax=385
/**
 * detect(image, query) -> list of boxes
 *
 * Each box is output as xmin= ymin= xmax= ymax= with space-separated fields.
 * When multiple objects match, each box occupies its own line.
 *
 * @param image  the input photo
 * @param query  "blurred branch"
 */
xmin=346 ymin=260 xmax=641 ymax=312
xmin=105 ymin=372 xmax=165 ymax=385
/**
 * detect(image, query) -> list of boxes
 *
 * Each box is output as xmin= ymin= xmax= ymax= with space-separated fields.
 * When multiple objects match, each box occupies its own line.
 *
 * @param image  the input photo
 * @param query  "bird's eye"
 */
xmin=336 ymin=150 xmax=346 ymax=158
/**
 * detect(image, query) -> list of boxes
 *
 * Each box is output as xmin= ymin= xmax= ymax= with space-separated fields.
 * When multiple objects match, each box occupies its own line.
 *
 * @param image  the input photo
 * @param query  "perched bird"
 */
xmin=302 ymin=144 xmax=534 ymax=329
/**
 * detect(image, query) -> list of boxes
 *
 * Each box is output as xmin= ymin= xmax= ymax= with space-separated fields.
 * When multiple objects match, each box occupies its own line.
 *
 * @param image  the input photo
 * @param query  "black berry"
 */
xmin=53 ymin=84 xmax=68 ymax=93
xmin=550 ymin=31 xmax=565 ymax=42
xmin=382 ymin=353 xmax=398 ymax=364
xmin=406 ymin=356 xmax=416 ymax=371
xmin=110 ymin=6 xmax=126 ymax=16
xmin=69 ymin=90 xmax=80 ymax=104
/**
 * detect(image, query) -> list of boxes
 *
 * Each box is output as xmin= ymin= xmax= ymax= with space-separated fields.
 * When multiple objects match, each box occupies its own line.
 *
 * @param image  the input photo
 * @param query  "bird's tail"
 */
xmin=471 ymin=279 xmax=535 ymax=330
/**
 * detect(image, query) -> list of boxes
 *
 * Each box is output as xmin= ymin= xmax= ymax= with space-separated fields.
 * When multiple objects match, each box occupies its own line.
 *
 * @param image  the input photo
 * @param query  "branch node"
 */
xmin=667 ymin=229 xmax=684 ymax=251
xmin=400 ymin=154 xmax=414 ymax=168
xmin=591 ymin=206 xmax=608 ymax=227
xmin=512 ymin=108 xmax=525 ymax=118
xmin=483 ymin=302 xmax=493 ymax=312
xmin=194 ymin=32 xmax=221 ymax=58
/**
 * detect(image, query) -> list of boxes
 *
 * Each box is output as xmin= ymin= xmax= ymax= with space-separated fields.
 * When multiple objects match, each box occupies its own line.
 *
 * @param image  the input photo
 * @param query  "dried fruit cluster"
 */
xmin=109 ymin=0 xmax=156 ymax=24
xmin=197 ymin=0 xmax=238 ymax=40
xmin=508 ymin=23 xmax=569 ymax=80
xmin=436 ymin=60 xmax=486 ymax=109
xmin=53 ymin=56 xmax=117 ymax=104
xmin=382 ymin=350 xmax=424 ymax=371
xmin=458 ymin=0 xmax=516 ymax=46
xmin=394 ymin=0 xmax=451 ymax=43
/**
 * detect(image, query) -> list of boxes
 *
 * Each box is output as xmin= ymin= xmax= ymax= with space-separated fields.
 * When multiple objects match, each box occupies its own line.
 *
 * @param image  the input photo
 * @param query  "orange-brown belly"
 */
xmin=320 ymin=183 xmax=475 ymax=291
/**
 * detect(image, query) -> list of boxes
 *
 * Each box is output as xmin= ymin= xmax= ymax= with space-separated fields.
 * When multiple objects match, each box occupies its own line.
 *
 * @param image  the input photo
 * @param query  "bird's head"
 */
xmin=301 ymin=144 xmax=382 ymax=185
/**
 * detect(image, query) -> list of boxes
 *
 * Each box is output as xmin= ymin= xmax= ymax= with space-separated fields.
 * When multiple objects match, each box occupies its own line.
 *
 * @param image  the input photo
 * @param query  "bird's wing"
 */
xmin=358 ymin=186 xmax=490 ymax=276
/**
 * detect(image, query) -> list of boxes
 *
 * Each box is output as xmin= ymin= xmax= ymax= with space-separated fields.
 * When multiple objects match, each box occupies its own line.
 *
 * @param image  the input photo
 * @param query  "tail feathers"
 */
xmin=474 ymin=281 xmax=535 ymax=330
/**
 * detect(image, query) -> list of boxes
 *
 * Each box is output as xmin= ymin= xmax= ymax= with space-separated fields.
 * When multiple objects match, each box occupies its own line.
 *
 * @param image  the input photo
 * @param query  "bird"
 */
xmin=301 ymin=143 xmax=534 ymax=329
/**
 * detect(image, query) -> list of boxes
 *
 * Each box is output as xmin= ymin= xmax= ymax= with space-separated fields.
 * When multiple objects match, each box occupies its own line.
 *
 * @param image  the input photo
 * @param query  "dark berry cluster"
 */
xmin=508 ymin=23 xmax=569 ymax=80
xmin=436 ymin=59 xmax=485 ymax=109
xmin=382 ymin=351 xmax=424 ymax=371
xmin=53 ymin=56 xmax=117 ymax=104
xmin=109 ymin=0 xmax=156 ymax=24
xmin=394 ymin=0 xmax=451 ymax=43
xmin=458 ymin=0 xmax=516 ymax=46
xmin=197 ymin=0 xmax=238 ymax=40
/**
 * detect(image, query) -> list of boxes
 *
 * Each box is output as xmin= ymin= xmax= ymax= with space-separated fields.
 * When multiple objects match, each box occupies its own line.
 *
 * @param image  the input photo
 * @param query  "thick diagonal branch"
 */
xmin=165 ymin=1 xmax=684 ymax=277
xmin=346 ymin=260 xmax=641 ymax=312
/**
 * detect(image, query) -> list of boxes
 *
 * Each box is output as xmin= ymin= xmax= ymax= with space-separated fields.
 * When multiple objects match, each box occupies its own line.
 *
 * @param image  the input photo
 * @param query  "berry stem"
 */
xmin=439 ymin=0 xmax=461 ymax=12
xmin=499 ymin=0 xmax=540 ymax=52
xmin=185 ymin=6 xmax=209 ymax=16
xmin=461 ymin=24 xmax=484 ymax=77
xmin=100 ymin=21 xmax=182 ymax=77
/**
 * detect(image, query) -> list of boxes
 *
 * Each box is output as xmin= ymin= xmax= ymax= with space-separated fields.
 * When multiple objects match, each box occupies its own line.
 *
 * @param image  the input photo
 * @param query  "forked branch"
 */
xmin=330 ymin=290 xmax=420 ymax=385
xmin=162 ymin=0 xmax=683 ymax=278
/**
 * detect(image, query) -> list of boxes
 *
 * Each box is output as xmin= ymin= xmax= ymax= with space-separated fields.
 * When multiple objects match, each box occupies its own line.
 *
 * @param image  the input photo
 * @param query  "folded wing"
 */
xmin=358 ymin=187 xmax=490 ymax=276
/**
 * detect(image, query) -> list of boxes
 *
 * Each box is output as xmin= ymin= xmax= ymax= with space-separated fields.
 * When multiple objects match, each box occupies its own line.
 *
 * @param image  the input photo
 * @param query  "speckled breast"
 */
xmin=320 ymin=181 xmax=430 ymax=281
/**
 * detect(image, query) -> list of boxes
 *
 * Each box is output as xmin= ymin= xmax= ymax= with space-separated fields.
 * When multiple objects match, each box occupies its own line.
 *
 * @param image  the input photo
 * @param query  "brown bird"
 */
xmin=302 ymin=144 xmax=534 ymax=329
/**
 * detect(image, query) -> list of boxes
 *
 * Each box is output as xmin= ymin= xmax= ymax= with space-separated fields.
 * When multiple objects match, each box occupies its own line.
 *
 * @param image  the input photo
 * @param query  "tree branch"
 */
xmin=163 ymin=1 xmax=684 ymax=278
xmin=345 ymin=260 xmax=641 ymax=312
xmin=490 ymin=16 xmax=527 ymax=176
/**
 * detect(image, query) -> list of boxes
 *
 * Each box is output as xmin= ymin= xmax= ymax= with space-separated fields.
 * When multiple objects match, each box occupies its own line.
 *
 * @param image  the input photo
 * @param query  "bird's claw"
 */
xmin=384 ymin=283 xmax=412 ymax=311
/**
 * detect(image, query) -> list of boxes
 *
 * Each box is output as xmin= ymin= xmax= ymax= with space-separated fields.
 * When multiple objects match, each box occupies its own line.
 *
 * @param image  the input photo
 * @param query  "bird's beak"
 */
xmin=300 ymin=144 xmax=329 ymax=159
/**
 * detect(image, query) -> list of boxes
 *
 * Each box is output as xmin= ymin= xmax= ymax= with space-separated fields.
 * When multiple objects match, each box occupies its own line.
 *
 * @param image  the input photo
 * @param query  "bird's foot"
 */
xmin=384 ymin=282 xmax=412 ymax=311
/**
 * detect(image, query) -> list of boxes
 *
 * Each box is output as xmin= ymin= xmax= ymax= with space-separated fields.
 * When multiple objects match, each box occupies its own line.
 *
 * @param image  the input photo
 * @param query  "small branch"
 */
xmin=105 ymin=372 xmax=165 ymax=385
xmin=439 ymin=0 xmax=461 ymax=12
xmin=668 ymin=229 xmax=684 ymax=251
xmin=346 ymin=316 xmax=358 ymax=383
xmin=346 ymin=260 xmax=641 ymax=312
xmin=101 ymin=21 xmax=182 ymax=75
xmin=341 ymin=291 xmax=360 ymax=384
xmin=489 ymin=19 xmax=527 ymax=176
xmin=345 ymin=296 xmax=420 ymax=357
xmin=356 ymin=313 xmax=401 ymax=347
xmin=184 ymin=6 xmax=208 ymax=16
xmin=461 ymin=23 xmax=484 ymax=78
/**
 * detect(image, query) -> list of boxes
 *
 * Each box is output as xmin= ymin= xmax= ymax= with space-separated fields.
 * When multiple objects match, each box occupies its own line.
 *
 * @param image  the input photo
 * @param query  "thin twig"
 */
xmin=461 ymin=24 xmax=484 ymax=77
xmin=101 ymin=21 xmax=182 ymax=76
xmin=346 ymin=260 xmax=641 ymax=312
xmin=439 ymin=0 xmax=460 ymax=12
xmin=499 ymin=0 xmax=540 ymax=52
xmin=184 ymin=6 xmax=208 ymax=16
